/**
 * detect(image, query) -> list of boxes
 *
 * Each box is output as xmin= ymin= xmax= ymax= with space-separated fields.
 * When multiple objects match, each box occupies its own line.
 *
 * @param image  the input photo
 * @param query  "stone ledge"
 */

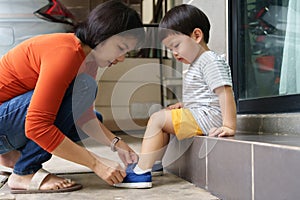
xmin=237 ymin=113 xmax=300 ymax=135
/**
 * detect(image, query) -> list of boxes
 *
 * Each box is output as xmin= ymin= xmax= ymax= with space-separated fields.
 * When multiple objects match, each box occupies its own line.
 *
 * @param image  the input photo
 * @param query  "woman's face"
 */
xmin=162 ymin=34 xmax=201 ymax=64
xmin=92 ymin=35 xmax=138 ymax=68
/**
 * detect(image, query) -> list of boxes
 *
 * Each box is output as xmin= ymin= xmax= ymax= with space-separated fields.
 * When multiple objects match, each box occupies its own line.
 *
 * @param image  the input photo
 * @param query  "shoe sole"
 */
xmin=114 ymin=182 xmax=152 ymax=189
xmin=151 ymin=171 xmax=163 ymax=176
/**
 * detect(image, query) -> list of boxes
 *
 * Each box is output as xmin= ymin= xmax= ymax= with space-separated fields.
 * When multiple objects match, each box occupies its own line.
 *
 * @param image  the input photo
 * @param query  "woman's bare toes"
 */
xmin=8 ymin=172 xmax=77 ymax=191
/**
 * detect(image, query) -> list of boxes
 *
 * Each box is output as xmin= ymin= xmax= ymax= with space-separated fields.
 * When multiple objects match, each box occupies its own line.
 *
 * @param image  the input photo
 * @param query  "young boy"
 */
xmin=115 ymin=4 xmax=236 ymax=189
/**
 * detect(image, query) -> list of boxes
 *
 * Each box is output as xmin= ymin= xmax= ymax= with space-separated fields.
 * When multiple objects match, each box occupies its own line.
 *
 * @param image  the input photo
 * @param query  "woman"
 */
xmin=0 ymin=0 xmax=145 ymax=194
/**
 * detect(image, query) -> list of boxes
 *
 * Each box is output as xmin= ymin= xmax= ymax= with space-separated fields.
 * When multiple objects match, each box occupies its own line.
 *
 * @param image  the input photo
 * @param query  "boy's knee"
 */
xmin=149 ymin=110 xmax=167 ymax=125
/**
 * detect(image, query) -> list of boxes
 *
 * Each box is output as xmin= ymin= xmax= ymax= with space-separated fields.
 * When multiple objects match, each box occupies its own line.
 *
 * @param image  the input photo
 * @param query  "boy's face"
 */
xmin=92 ymin=35 xmax=137 ymax=68
xmin=162 ymin=34 xmax=202 ymax=64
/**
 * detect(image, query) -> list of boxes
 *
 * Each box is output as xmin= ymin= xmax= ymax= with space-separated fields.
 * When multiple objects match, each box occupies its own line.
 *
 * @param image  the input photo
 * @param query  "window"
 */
xmin=229 ymin=0 xmax=300 ymax=113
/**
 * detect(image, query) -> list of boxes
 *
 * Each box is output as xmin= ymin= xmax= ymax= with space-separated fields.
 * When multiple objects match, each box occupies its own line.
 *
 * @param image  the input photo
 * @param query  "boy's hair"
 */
xmin=159 ymin=4 xmax=210 ymax=43
xmin=75 ymin=0 xmax=145 ymax=49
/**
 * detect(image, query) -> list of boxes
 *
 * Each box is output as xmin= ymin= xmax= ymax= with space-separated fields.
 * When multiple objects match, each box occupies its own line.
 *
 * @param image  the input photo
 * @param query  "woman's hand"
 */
xmin=209 ymin=126 xmax=235 ymax=137
xmin=166 ymin=102 xmax=183 ymax=110
xmin=91 ymin=153 xmax=126 ymax=186
xmin=115 ymin=140 xmax=138 ymax=166
xmin=51 ymin=137 xmax=127 ymax=186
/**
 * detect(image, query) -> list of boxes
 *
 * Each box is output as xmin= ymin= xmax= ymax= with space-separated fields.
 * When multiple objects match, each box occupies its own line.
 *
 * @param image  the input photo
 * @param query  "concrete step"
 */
xmin=164 ymin=134 xmax=300 ymax=200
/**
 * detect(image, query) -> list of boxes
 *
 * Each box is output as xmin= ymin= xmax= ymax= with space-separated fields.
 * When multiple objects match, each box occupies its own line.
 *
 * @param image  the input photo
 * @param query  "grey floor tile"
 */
xmin=163 ymin=136 xmax=194 ymax=176
xmin=254 ymin=145 xmax=300 ymax=200
xmin=207 ymin=138 xmax=252 ymax=200
xmin=179 ymin=137 xmax=206 ymax=188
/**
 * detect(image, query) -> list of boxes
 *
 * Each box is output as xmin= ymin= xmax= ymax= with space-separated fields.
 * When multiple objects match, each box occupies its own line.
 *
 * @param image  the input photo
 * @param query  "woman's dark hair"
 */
xmin=75 ymin=0 xmax=145 ymax=49
xmin=159 ymin=4 xmax=210 ymax=43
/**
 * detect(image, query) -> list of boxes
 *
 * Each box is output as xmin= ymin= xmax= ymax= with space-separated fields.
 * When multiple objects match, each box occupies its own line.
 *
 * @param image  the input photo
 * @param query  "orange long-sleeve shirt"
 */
xmin=0 ymin=33 xmax=89 ymax=152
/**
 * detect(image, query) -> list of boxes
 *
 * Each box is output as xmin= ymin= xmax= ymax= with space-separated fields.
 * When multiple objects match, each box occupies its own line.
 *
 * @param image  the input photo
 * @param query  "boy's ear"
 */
xmin=191 ymin=28 xmax=203 ymax=43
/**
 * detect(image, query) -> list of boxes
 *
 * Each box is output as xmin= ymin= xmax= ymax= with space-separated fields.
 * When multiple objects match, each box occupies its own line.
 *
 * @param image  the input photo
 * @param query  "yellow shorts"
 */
xmin=171 ymin=108 xmax=203 ymax=140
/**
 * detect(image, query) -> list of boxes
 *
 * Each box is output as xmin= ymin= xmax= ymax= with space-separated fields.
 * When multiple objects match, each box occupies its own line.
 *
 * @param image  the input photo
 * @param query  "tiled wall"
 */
xmin=165 ymin=136 xmax=300 ymax=200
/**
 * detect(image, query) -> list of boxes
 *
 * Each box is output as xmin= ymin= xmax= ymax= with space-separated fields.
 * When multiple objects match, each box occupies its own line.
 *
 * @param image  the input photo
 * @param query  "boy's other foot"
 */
xmin=114 ymin=164 xmax=152 ymax=189
xmin=151 ymin=161 xmax=163 ymax=176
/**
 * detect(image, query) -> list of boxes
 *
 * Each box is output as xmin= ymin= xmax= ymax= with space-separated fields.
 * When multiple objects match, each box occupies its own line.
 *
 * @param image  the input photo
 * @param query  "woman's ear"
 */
xmin=191 ymin=28 xmax=203 ymax=43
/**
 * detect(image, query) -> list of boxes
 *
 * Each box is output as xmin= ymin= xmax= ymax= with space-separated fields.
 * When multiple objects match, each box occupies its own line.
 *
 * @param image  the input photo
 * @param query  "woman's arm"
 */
xmin=209 ymin=85 xmax=236 ymax=137
xmin=51 ymin=137 xmax=126 ymax=185
xmin=80 ymin=118 xmax=138 ymax=165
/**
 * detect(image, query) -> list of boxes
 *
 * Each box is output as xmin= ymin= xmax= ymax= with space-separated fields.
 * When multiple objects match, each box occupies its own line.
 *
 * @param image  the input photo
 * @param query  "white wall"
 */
xmin=182 ymin=0 xmax=228 ymax=56
xmin=142 ymin=0 xmax=153 ymax=23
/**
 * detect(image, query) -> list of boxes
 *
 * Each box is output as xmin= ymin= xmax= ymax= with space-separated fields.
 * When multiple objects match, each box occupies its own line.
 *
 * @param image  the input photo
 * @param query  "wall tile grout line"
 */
xmin=251 ymin=144 xmax=255 ymax=200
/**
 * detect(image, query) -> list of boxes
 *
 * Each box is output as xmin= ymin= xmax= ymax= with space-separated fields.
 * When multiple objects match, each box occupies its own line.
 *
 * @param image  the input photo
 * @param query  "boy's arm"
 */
xmin=210 ymin=85 xmax=237 ymax=137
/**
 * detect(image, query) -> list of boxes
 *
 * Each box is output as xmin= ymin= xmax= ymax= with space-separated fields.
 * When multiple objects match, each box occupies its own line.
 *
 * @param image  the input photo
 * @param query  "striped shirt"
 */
xmin=183 ymin=51 xmax=233 ymax=135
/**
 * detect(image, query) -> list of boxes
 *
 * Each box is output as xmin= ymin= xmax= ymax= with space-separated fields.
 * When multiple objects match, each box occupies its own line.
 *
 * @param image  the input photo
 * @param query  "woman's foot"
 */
xmin=0 ymin=150 xmax=20 ymax=168
xmin=8 ymin=172 xmax=76 ymax=191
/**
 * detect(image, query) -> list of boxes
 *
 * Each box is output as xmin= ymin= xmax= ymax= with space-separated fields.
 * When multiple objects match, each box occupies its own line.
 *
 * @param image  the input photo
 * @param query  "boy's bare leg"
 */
xmin=138 ymin=109 xmax=175 ymax=170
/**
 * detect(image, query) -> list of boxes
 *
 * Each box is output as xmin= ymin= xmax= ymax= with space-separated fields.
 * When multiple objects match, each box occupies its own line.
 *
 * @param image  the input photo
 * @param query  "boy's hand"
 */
xmin=209 ymin=126 xmax=235 ymax=137
xmin=166 ymin=102 xmax=183 ymax=110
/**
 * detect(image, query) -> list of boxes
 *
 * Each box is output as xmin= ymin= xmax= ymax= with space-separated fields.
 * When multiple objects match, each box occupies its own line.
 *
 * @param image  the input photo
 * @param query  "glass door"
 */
xmin=229 ymin=0 xmax=300 ymax=113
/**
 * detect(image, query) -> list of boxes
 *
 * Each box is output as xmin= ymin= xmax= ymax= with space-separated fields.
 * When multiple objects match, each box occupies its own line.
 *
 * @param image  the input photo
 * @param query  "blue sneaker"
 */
xmin=114 ymin=163 xmax=152 ymax=189
xmin=151 ymin=161 xmax=163 ymax=176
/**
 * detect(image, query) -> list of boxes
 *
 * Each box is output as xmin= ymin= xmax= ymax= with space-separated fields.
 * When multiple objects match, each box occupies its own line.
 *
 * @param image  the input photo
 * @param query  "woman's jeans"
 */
xmin=0 ymin=74 xmax=101 ymax=175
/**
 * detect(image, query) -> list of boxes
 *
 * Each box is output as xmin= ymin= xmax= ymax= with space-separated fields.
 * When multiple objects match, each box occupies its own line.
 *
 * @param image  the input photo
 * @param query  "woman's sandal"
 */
xmin=0 ymin=171 xmax=11 ymax=188
xmin=10 ymin=169 xmax=82 ymax=194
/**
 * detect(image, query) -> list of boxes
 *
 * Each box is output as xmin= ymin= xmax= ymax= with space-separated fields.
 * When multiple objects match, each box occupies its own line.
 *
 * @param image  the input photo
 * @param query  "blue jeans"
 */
xmin=0 ymin=74 xmax=101 ymax=175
